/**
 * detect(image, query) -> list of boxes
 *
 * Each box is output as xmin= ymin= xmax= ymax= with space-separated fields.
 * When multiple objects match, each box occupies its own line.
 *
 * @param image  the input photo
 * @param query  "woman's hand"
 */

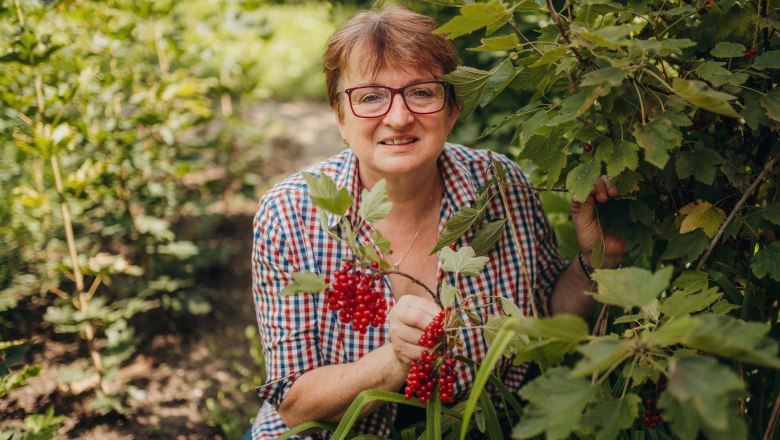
xmin=570 ymin=176 xmax=626 ymax=269
xmin=388 ymin=295 xmax=441 ymax=366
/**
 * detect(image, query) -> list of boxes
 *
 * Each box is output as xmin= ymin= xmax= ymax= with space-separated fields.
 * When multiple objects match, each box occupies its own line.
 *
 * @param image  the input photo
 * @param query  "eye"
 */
xmin=359 ymin=93 xmax=384 ymax=104
xmin=408 ymin=87 xmax=435 ymax=98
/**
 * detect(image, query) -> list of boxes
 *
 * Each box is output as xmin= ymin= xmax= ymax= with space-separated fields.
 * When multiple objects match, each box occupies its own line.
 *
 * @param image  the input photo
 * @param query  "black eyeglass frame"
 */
xmin=340 ymin=81 xmax=452 ymax=119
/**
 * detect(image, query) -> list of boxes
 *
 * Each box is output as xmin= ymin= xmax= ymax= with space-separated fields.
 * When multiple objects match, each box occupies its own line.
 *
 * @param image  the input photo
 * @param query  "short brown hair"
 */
xmin=323 ymin=4 xmax=460 ymax=114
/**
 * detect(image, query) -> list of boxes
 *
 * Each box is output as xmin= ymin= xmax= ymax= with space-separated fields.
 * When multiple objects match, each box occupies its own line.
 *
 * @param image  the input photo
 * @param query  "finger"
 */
xmin=392 ymin=339 xmax=426 ymax=363
xmin=389 ymin=319 xmax=425 ymax=346
xmin=604 ymin=176 xmax=619 ymax=197
xmin=594 ymin=175 xmax=609 ymax=203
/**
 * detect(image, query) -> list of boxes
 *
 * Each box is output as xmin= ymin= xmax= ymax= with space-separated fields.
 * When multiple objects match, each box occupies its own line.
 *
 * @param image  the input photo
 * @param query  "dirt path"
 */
xmin=0 ymin=101 xmax=344 ymax=439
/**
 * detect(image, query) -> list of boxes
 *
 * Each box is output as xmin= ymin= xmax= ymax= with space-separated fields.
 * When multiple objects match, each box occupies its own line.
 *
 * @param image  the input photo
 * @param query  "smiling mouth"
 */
xmin=380 ymin=137 xmax=418 ymax=145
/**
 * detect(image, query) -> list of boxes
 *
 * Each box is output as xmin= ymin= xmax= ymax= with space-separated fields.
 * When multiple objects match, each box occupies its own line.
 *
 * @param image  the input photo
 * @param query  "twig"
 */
xmin=508 ymin=16 xmax=542 ymax=55
xmin=48 ymin=286 xmax=70 ymax=300
xmin=488 ymin=152 xmax=540 ymax=318
xmin=591 ymin=304 xmax=610 ymax=336
xmin=505 ymin=180 xmax=569 ymax=193
xmin=546 ymin=0 xmax=584 ymax=62
xmin=382 ymin=269 xmax=440 ymax=308
xmin=764 ymin=393 xmax=780 ymax=440
xmin=696 ymin=153 xmax=780 ymax=270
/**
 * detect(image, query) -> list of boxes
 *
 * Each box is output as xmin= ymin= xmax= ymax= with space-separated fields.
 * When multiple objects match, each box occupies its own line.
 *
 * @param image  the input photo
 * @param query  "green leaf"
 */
xmin=570 ymin=338 xmax=631 ymax=377
xmin=529 ymin=46 xmax=569 ymax=67
xmin=0 ymin=364 xmax=41 ymax=399
xmin=431 ymin=191 xmax=491 ymax=253
xmin=371 ymin=229 xmax=392 ymax=256
xmin=594 ymin=139 xmax=639 ymax=176
xmin=0 ymin=340 xmax=33 ymax=375
xmin=469 ymin=33 xmax=519 ymax=51
xmin=666 ymin=356 xmax=744 ymax=431
xmin=589 ymin=266 xmax=673 ymax=310
xmin=499 ymin=297 xmax=523 ymax=316
xmin=426 ymin=388 xmax=441 ymax=440
xmin=359 ymin=179 xmax=391 ymax=223
xmin=302 ymin=172 xmax=353 ymax=217
xmin=680 ymin=314 xmax=780 ymax=369
xmin=513 ymin=368 xmax=597 ymax=440
xmin=590 ymin=237 xmax=605 ymax=270
xmin=679 ymin=200 xmax=726 ymax=238
xmin=478 ymin=391 xmax=503 ymax=439
xmin=439 ymin=246 xmax=489 ymax=276
xmin=441 ymin=59 xmax=516 ymax=119
xmin=661 ymin=229 xmax=709 ymax=262
xmin=571 ymin=23 xmax=643 ymax=49
xmin=761 ymin=204 xmax=780 ymax=226
xmin=753 ymin=50 xmax=780 ymax=69
xmin=634 ymin=118 xmax=681 ymax=168
xmin=440 ymin=281 xmax=458 ymax=308
xmin=710 ymin=42 xmax=746 ymax=58
xmin=658 ymin=391 xmax=703 ymax=440
xmin=579 ymin=394 xmax=641 ymax=440
xmin=433 ymin=0 xmax=510 ymax=39
xmin=659 ymin=287 xmax=722 ymax=318
xmin=278 ymin=271 xmax=327 ymax=296
xmin=566 ymin=160 xmax=602 ymax=202
xmin=650 ymin=316 xmax=701 ymax=347
xmin=471 ymin=219 xmax=506 ymax=256
xmin=694 ymin=61 xmax=733 ymax=87
xmin=579 ymin=67 xmax=630 ymax=87
xmin=278 ymin=422 xmax=339 ymax=440
xmin=672 ymin=78 xmax=740 ymax=118
xmin=546 ymin=86 xmax=608 ymax=126
xmin=673 ymin=271 xmax=711 ymax=294
xmin=760 ymin=88 xmax=780 ymax=122
xmin=676 ymin=146 xmax=724 ymax=185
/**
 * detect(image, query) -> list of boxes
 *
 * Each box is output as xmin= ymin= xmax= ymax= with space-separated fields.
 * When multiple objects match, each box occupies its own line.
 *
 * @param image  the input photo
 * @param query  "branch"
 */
xmin=505 ymin=180 xmax=568 ymax=193
xmin=508 ymin=16 xmax=542 ymax=55
xmin=696 ymin=153 xmax=780 ymax=270
xmin=382 ymin=269 xmax=440 ymax=308
xmin=765 ymin=392 xmax=780 ymax=440
xmin=488 ymin=152 xmax=541 ymax=318
xmin=546 ymin=0 xmax=584 ymax=62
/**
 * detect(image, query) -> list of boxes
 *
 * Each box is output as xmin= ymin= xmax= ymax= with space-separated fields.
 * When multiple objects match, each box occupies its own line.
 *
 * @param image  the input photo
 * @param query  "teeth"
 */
xmin=382 ymin=138 xmax=416 ymax=145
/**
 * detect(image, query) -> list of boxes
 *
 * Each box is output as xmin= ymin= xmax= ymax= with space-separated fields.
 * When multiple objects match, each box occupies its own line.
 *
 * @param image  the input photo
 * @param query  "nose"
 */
xmin=382 ymin=92 xmax=414 ymax=128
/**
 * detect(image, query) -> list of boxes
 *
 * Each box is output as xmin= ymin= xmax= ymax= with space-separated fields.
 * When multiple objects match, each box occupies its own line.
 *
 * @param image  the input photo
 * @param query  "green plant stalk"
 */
xmin=50 ymin=154 xmax=106 ymax=388
xmin=764 ymin=393 xmax=780 ymax=440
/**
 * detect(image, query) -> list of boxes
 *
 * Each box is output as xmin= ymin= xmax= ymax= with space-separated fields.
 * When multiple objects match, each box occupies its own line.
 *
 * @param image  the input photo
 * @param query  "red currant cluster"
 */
xmin=744 ymin=47 xmax=757 ymax=59
xmin=404 ymin=310 xmax=458 ymax=404
xmin=643 ymin=377 xmax=667 ymax=429
xmin=325 ymin=260 xmax=387 ymax=333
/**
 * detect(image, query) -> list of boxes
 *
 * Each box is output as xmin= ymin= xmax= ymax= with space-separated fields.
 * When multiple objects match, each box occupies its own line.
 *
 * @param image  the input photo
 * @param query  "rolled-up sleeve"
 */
xmin=252 ymin=189 xmax=322 ymax=408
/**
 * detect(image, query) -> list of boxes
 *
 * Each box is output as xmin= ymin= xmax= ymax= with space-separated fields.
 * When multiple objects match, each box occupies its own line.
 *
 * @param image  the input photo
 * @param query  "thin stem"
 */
xmin=632 ymin=79 xmax=647 ymax=125
xmin=48 ymin=286 xmax=70 ymax=300
xmin=545 ymin=0 xmax=584 ymax=63
xmin=641 ymin=68 xmax=674 ymax=92
xmin=14 ymin=0 xmax=24 ymax=28
xmin=508 ymin=16 xmax=542 ymax=55
xmin=764 ymin=393 xmax=780 ymax=440
xmin=696 ymin=153 xmax=780 ymax=270
xmin=505 ymin=180 xmax=569 ymax=193
xmin=621 ymin=357 xmax=637 ymax=399
xmin=591 ymin=303 xmax=609 ymax=336
xmin=488 ymin=152 xmax=539 ymax=318
xmin=382 ymin=269 xmax=440 ymax=307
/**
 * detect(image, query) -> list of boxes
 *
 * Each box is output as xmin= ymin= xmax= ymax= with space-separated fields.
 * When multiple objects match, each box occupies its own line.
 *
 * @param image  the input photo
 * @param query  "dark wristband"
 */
xmin=577 ymin=252 xmax=594 ymax=280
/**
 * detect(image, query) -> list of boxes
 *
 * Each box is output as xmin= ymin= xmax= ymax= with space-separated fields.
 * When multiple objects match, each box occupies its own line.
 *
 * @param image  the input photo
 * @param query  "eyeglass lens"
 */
xmin=348 ymin=82 xmax=446 ymax=117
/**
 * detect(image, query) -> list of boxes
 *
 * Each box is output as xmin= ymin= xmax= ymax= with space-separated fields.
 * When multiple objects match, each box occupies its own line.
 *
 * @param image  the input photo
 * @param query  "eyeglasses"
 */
xmin=341 ymin=81 xmax=449 ymax=118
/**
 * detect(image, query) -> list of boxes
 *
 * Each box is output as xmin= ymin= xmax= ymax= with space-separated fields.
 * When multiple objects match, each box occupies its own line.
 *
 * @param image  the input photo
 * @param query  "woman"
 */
xmin=248 ymin=5 xmax=624 ymax=439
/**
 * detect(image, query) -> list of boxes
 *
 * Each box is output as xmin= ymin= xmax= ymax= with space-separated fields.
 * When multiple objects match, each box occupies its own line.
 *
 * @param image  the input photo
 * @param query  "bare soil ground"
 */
xmin=0 ymin=100 xmax=343 ymax=439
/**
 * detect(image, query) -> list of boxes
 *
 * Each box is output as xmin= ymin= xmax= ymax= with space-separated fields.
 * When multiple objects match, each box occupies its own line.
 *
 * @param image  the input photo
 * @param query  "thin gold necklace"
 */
xmin=389 ymin=188 xmax=438 ymax=271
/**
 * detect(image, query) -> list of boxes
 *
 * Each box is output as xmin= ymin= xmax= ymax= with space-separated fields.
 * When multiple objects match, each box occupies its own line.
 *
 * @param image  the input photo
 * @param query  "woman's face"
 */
xmin=335 ymin=65 xmax=459 ymax=186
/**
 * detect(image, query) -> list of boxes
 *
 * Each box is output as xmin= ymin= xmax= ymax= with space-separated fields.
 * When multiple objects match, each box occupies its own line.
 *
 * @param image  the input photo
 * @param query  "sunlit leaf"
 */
xmin=589 ymin=266 xmax=673 ymax=310
xmin=633 ymin=118 xmax=681 ymax=168
xmin=439 ymin=246 xmax=489 ymax=276
xmin=471 ymin=219 xmax=506 ymax=256
xmin=672 ymin=78 xmax=740 ymax=118
xmin=678 ymin=200 xmax=725 ymax=238
xmin=433 ymin=0 xmax=510 ymax=39
xmin=359 ymin=179 xmax=391 ymax=223
xmin=302 ymin=172 xmax=353 ymax=217
xmin=278 ymin=271 xmax=326 ymax=296
xmin=566 ymin=160 xmax=601 ymax=202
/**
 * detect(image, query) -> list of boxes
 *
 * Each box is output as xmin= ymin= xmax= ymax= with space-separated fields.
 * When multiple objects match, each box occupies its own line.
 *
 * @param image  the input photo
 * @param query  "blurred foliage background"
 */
xmin=0 ymin=0 xmax=563 ymax=438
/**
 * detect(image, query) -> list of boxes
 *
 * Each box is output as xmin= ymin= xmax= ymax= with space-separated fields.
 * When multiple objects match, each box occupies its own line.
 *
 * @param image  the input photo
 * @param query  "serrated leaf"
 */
xmin=441 ymin=59 xmax=516 ymax=118
xmin=440 ymin=281 xmax=459 ymax=308
xmin=694 ymin=61 xmax=733 ymax=87
xmin=590 ymin=266 xmax=673 ymax=310
xmin=529 ymin=46 xmax=569 ymax=67
xmin=676 ymin=147 xmax=724 ymax=185
xmin=751 ymin=241 xmax=780 ymax=281
xmin=666 ymin=356 xmax=744 ymax=431
xmin=571 ymin=23 xmax=643 ymax=49
xmin=432 ymin=191 xmax=492 ymax=253
xmin=514 ymin=368 xmax=597 ymax=440
xmin=661 ymin=229 xmax=709 ymax=262
xmin=546 ymin=86 xmax=607 ymax=126
xmin=499 ymin=297 xmax=523 ymax=316
xmin=359 ymin=179 xmax=391 ymax=223
xmin=278 ymin=271 xmax=327 ymax=296
xmin=471 ymin=219 xmax=506 ymax=256
xmin=302 ymin=172 xmax=353 ymax=216
xmin=469 ymin=33 xmax=518 ymax=51
xmin=634 ymin=118 xmax=681 ymax=168
xmin=590 ymin=237 xmax=605 ymax=270
xmin=710 ymin=42 xmax=746 ymax=58
xmin=594 ymin=139 xmax=639 ymax=176
xmin=673 ymin=270 xmax=709 ymax=293
xmin=566 ymin=160 xmax=602 ymax=202
xmin=580 ymin=67 xmax=629 ymax=87
xmin=433 ymin=0 xmax=510 ymax=39
xmin=659 ymin=287 xmax=721 ymax=318
xmin=579 ymin=394 xmax=641 ymax=440
xmin=439 ymin=246 xmax=488 ymax=276
xmin=370 ymin=229 xmax=392 ymax=256
xmin=753 ymin=50 xmax=780 ymax=69
xmin=570 ymin=338 xmax=631 ymax=377
xmin=679 ymin=200 xmax=725 ymax=238
xmin=761 ymin=88 xmax=780 ymax=122
xmin=760 ymin=204 xmax=780 ymax=226
xmin=681 ymin=314 xmax=780 ymax=369
xmin=672 ymin=78 xmax=740 ymax=118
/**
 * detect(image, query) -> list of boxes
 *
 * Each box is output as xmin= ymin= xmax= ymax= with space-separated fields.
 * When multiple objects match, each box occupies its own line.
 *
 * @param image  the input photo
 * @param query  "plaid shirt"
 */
xmin=250 ymin=144 xmax=566 ymax=439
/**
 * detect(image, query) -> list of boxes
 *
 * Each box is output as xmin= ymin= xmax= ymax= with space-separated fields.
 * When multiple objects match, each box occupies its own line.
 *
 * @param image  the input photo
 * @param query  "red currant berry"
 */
xmin=744 ymin=47 xmax=757 ymax=59
xmin=583 ymin=143 xmax=593 ymax=153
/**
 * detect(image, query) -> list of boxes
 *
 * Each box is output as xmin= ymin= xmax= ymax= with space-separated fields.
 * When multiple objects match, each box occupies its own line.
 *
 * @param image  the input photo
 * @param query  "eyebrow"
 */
xmin=353 ymin=78 xmax=436 ymax=87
